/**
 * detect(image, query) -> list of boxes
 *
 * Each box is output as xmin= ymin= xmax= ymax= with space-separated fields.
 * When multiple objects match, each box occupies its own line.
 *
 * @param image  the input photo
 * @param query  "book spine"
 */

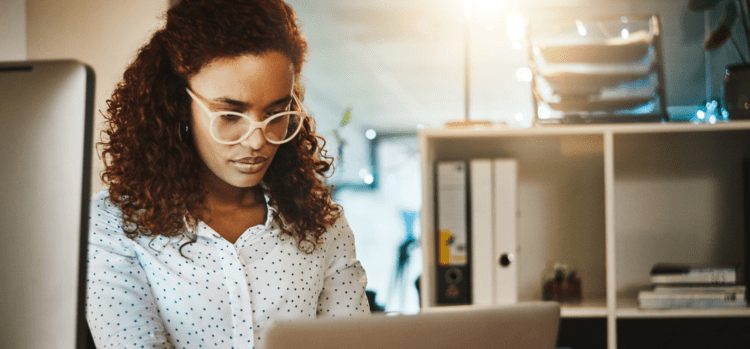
xmin=652 ymin=285 xmax=746 ymax=294
xmin=650 ymin=269 xmax=736 ymax=285
xmin=639 ymin=298 xmax=747 ymax=309
xmin=639 ymin=290 xmax=746 ymax=301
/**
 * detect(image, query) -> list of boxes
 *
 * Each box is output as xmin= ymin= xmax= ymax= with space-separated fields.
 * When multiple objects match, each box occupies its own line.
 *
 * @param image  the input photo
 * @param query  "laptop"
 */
xmin=264 ymin=302 xmax=560 ymax=349
xmin=0 ymin=60 xmax=95 ymax=349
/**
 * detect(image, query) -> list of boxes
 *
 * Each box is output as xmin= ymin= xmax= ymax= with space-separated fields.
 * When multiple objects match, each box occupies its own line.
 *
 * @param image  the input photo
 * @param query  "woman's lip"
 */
xmin=231 ymin=159 xmax=265 ymax=173
xmin=233 ymin=157 xmax=266 ymax=164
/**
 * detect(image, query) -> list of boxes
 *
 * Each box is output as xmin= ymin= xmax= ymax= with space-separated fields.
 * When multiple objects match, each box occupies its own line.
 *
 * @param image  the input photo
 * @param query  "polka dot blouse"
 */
xmin=86 ymin=190 xmax=370 ymax=349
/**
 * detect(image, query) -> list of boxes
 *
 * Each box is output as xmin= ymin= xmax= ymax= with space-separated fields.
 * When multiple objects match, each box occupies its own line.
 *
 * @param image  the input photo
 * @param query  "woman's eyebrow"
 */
xmin=269 ymin=95 xmax=293 ymax=107
xmin=213 ymin=97 xmax=250 ymax=108
xmin=212 ymin=94 xmax=292 ymax=108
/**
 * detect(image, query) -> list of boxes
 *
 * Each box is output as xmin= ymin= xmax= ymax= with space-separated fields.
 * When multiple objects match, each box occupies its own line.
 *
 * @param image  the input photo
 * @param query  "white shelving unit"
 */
xmin=419 ymin=120 xmax=750 ymax=349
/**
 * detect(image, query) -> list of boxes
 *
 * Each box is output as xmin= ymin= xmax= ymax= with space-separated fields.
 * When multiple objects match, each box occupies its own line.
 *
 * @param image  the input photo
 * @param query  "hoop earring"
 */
xmin=178 ymin=122 xmax=190 ymax=143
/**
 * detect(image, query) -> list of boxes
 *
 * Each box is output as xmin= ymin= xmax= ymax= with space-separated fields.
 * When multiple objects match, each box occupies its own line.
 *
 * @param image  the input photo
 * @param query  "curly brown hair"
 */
xmin=100 ymin=0 xmax=340 ymax=254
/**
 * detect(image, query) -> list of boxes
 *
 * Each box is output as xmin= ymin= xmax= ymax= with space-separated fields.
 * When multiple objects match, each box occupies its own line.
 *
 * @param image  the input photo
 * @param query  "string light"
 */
xmin=507 ymin=12 xmax=525 ymax=41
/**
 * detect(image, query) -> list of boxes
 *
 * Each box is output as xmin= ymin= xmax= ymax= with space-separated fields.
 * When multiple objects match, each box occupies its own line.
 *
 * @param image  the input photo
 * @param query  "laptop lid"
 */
xmin=0 ymin=60 xmax=95 ymax=349
xmin=264 ymin=302 xmax=560 ymax=349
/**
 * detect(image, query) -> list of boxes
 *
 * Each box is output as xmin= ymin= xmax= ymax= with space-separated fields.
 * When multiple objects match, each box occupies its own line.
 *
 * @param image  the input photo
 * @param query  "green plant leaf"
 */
xmin=704 ymin=24 xmax=732 ymax=50
xmin=341 ymin=108 xmax=352 ymax=127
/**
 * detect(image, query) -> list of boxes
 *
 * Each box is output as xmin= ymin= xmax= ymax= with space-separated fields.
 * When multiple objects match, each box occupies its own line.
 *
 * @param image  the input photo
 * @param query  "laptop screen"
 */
xmin=264 ymin=302 xmax=560 ymax=349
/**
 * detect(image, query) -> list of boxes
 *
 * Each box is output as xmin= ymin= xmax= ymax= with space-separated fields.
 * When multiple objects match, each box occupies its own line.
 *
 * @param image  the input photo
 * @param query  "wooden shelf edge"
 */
xmin=560 ymin=299 xmax=608 ymax=318
xmin=616 ymin=306 xmax=750 ymax=318
xmin=561 ymin=307 xmax=608 ymax=318
xmin=417 ymin=119 xmax=750 ymax=139
xmin=418 ymin=300 xmax=609 ymax=318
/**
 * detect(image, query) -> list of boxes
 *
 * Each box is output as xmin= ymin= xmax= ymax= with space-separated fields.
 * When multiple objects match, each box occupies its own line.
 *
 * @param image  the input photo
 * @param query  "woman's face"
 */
xmin=187 ymin=51 xmax=294 ymax=189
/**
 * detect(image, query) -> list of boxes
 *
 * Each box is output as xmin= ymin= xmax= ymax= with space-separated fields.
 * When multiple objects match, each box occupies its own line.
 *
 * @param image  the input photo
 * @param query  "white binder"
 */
xmin=470 ymin=159 xmax=494 ymax=305
xmin=470 ymin=158 xmax=518 ymax=305
xmin=493 ymin=159 xmax=518 ymax=304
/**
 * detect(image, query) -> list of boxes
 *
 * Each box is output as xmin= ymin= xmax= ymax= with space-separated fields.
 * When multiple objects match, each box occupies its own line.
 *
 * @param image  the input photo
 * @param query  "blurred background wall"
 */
xmin=24 ymin=0 xmax=168 ymax=194
xmin=3 ymin=0 xmax=741 ymax=313
xmin=1 ymin=0 xmax=26 ymax=61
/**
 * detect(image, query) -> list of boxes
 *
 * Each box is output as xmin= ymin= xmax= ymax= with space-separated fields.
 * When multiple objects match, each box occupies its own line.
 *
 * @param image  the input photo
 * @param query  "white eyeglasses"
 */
xmin=186 ymin=87 xmax=306 ymax=145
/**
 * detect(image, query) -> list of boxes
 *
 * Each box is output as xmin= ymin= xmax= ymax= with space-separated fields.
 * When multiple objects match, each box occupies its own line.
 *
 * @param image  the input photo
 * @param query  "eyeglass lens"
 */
xmin=211 ymin=113 xmax=302 ymax=143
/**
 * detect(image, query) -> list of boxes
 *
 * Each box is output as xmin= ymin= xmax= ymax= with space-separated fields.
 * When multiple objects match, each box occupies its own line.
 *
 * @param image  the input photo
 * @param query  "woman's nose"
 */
xmin=239 ymin=126 xmax=267 ymax=149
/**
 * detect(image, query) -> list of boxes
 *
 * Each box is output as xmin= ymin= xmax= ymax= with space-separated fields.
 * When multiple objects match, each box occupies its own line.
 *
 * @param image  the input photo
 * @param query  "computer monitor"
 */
xmin=0 ymin=60 xmax=95 ymax=348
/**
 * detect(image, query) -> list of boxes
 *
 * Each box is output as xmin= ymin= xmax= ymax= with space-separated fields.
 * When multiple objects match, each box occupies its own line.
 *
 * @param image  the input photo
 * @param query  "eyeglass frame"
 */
xmin=185 ymin=86 xmax=306 ymax=145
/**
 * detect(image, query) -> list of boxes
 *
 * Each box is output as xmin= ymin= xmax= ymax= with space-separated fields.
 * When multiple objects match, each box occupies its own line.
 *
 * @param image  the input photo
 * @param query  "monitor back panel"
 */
xmin=0 ymin=60 xmax=94 ymax=349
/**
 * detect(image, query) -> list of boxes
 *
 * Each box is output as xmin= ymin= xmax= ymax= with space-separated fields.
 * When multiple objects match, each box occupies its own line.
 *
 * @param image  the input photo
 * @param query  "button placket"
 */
xmin=218 ymin=240 xmax=255 ymax=349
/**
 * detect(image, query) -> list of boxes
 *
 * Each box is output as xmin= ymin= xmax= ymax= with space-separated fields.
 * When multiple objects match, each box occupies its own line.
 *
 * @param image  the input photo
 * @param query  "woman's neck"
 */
xmin=195 ymin=168 xmax=268 ymax=242
xmin=199 ymin=166 xmax=264 ymax=212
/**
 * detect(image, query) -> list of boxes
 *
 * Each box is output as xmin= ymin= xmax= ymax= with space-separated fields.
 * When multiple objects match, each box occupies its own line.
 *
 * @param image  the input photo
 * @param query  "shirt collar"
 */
xmin=262 ymin=193 xmax=277 ymax=228
xmin=183 ymin=194 xmax=280 ymax=240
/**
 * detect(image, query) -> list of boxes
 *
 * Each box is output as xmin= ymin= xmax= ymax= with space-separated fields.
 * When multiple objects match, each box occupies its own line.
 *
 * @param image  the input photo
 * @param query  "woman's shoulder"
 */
xmin=328 ymin=211 xmax=352 ymax=233
xmin=89 ymin=189 xmax=128 ymax=238
xmin=88 ymin=190 xmax=138 ymax=256
xmin=319 ymin=212 xmax=357 ymax=250
xmin=90 ymin=189 xmax=122 ymax=217
xmin=316 ymin=211 xmax=362 ymax=274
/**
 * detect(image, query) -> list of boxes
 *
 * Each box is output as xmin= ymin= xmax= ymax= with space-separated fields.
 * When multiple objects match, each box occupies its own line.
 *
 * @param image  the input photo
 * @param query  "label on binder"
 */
xmin=439 ymin=230 xmax=467 ymax=266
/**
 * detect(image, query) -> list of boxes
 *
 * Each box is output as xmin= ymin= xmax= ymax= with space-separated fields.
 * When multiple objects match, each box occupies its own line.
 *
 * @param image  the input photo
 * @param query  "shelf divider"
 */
xmin=604 ymin=131 xmax=617 ymax=349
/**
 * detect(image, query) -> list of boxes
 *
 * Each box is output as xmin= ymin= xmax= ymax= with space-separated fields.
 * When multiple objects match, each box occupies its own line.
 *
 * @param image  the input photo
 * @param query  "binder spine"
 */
xmin=494 ymin=159 xmax=519 ymax=304
xmin=435 ymin=161 xmax=471 ymax=305
xmin=470 ymin=159 xmax=494 ymax=305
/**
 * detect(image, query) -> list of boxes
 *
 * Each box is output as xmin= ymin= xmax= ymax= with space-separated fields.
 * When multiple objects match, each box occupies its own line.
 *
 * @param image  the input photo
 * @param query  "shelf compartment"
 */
xmin=420 ymin=132 xmax=607 ymax=307
xmin=612 ymin=130 xmax=750 ymax=302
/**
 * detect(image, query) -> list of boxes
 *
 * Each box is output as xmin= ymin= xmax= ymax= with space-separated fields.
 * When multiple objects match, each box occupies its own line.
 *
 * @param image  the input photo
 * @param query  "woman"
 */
xmin=86 ymin=1 xmax=370 ymax=348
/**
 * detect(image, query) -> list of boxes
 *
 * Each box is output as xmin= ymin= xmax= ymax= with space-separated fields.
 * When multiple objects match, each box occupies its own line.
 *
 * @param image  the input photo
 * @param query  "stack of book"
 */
xmin=638 ymin=263 xmax=747 ymax=309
